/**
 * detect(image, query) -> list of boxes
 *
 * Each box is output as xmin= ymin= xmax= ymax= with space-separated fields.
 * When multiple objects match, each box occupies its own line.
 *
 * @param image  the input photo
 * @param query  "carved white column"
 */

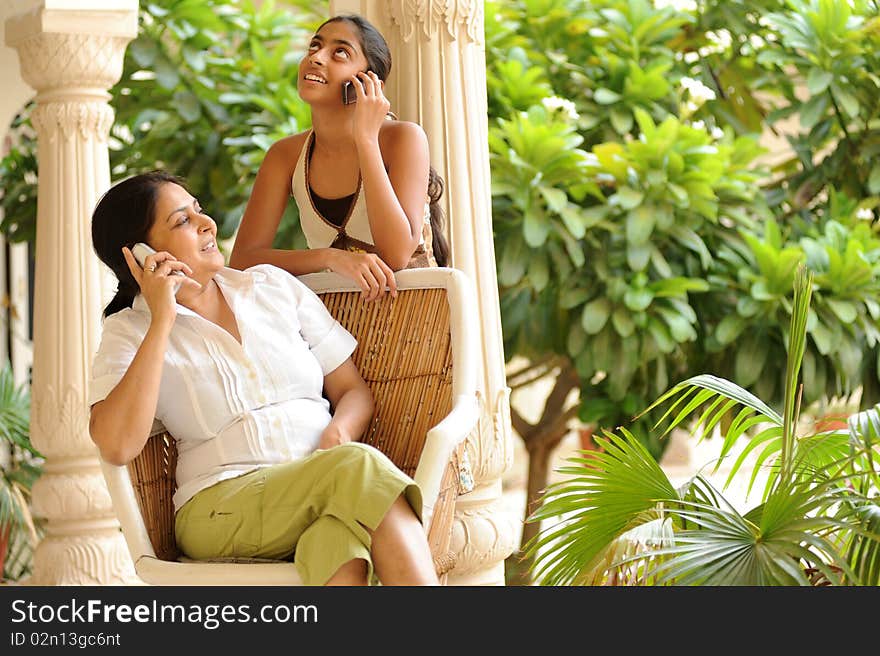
xmin=5 ymin=1 xmax=139 ymax=584
xmin=331 ymin=0 xmax=517 ymax=584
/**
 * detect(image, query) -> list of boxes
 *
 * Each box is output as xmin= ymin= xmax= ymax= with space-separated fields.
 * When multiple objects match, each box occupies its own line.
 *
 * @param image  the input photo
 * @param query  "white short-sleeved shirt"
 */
xmin=89 ymin=264 xmax=357 ymax=511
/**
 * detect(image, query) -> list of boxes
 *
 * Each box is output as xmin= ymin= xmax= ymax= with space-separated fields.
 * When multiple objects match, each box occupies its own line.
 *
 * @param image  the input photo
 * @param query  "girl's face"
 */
xmin=298 ymin=20 xmax=369 ymax=105
xmin=146 ymin=182 xmax=224 ymax=280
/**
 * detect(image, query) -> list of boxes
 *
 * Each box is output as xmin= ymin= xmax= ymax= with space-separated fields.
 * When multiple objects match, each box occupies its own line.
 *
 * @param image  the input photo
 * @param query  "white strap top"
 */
xmin=291 ymin=130 xmax=436 ymax=268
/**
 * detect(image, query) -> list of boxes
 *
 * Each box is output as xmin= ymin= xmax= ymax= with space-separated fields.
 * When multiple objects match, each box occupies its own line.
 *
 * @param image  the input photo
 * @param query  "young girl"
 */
xmin=229 ymin=14 xmax=449 ymax=301
xmin=88 ymin=171 xmax=439 ymax=586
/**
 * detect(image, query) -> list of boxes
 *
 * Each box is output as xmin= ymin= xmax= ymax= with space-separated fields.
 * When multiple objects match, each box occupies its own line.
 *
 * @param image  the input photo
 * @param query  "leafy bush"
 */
xmin=0 ymin=362 xmax=42 ymax=582
xmin=527 ymin=266 xmax=880 ymax=586
xmin=488 ymin=0 xmax=880 ymax=447
xmin=486 ymin=0 xmax=880 ymax=580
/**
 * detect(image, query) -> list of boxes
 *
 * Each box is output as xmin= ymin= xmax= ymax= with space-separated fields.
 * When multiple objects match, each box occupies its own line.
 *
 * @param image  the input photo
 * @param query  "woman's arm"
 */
xmin=89 ymin=247 xmax=193 ymax=466
xmin=89 ymin=322 xmax=171 ymax=466
xmin=230 ymin=134 xmax=397 ymax=300
xmin=352 ymin=72 xmax=431 ymax=270
xmin=318 ymin=358 xmax=374 ymax=450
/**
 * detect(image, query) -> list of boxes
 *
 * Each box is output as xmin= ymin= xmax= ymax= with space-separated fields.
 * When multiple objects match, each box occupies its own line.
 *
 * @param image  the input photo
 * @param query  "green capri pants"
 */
xmin=174 ymin=442 xmax=423 ymax=586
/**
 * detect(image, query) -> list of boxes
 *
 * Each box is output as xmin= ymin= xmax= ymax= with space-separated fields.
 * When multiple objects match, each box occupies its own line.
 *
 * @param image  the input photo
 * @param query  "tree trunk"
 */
xmin=521 ymin=440 xmax=555 ymax=552
xmin=579 ymin=425 xmax=598 ymax=452
xmin=504 ymin=361 xmax=580 ymax=585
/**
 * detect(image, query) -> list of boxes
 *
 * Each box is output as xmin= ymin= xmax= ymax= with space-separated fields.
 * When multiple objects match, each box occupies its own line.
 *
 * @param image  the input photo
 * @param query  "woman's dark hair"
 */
xmin=319 ymin=14 xmax=450 ymax=266
xmin=91 ymin=170 xmax=187 ymax=317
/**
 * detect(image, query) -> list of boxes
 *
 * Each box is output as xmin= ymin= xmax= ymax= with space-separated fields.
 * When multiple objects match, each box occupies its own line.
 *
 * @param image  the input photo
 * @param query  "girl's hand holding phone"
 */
xmin=349 ymin=71 xmax=390 ymax=146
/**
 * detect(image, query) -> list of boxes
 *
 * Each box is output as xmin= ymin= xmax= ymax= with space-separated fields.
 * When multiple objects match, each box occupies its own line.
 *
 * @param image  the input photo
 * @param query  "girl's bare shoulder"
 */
xmin=266 ymin=130 xmax=311 ymax=163
xmin=379 ymin=120 xmax=428 ymax=157
xmin=380 ymin=119 xmax=427 ymax=142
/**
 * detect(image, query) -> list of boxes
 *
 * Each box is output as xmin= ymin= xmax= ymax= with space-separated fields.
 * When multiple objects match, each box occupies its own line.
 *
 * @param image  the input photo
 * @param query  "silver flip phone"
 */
xmin=132 ymin=242 xmax=185 ymax=294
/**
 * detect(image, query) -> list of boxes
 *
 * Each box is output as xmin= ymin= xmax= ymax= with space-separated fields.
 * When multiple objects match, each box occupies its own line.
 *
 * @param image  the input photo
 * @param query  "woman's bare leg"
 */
xmin=370 ymin=495 xmax=439 ymax=585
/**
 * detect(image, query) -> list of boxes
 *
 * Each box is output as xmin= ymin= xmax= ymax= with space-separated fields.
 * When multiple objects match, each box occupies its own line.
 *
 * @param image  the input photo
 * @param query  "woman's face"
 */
xmin=146 ymin=182 xmax=224 ymax=279
xmin=298 ymin=20 xmax=369 ymax=105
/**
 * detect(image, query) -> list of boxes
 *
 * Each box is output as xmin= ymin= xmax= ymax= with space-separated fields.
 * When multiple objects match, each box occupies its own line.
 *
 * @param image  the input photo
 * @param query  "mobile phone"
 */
xmin=342 ymin=80 xmax=356 ymax=105
xmin=342 ymin=71 xmax=374 ymax=105
xmin=131 ymin=242 xmax=185 ymax=294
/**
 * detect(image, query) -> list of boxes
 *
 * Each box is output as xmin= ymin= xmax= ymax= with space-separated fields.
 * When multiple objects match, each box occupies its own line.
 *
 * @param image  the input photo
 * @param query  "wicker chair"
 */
xmin=100 ymin=267 xmax=479 ymax=585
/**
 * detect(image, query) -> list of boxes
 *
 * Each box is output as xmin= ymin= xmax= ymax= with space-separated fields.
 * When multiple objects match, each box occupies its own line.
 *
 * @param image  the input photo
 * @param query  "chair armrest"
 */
xmin=100 ymin=460 xmax=157 ymax=561
xmin=413 ymin=392 xmax=479 ymax=528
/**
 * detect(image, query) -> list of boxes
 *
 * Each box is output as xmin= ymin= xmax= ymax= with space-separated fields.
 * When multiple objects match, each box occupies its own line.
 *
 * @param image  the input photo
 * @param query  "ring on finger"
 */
xmin=148 ymin=263 xmax=157 ymax=273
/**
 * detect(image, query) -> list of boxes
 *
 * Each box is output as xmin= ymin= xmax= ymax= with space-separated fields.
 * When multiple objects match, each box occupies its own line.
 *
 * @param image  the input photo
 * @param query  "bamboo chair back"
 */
xmin=126 ymin=286 xmax=461 ymax=578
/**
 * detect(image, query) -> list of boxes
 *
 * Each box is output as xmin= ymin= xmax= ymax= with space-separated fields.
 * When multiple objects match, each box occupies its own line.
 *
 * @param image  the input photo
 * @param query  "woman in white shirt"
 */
xmin=88 ymin=170 xmax=438 ymax=586
xmin=229 ymin=13 xmax=449 ymax=301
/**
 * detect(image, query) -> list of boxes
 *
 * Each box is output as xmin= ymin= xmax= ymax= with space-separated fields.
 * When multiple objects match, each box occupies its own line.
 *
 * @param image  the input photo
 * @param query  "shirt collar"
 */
xmin=131 ymin=266 xmax=255 ymax=317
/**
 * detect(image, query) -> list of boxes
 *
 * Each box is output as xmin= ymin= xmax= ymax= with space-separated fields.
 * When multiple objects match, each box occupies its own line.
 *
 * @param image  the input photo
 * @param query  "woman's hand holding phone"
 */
xmin=122 ymin=243 xmax=199 ymax=327
xmin=131 ymin=243 xmax=187 ymax=293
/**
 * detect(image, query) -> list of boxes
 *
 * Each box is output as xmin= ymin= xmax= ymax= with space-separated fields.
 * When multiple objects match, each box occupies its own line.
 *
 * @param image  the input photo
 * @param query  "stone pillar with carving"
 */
xmin=5 ymin=2 xmax=139 ymax=584
xmin=330 ymin=0 xmax=518 ymax=585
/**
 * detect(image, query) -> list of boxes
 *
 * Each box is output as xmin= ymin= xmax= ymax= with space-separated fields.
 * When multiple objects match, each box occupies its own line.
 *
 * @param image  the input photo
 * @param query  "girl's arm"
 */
xmin=351 ymin=72 xmax=431 ymax=270
xmin=318 ymin=359 xmax=374 ymax=449
xmin=229 ymin=135 xmax=330 ymax=274
xmin=230 ymin=135 xmax=397 ymax=300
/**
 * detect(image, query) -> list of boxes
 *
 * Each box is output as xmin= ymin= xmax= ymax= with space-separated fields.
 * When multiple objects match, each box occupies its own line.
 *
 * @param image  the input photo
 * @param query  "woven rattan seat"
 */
xmin=101 ymin=267 xmax=479 ymax=585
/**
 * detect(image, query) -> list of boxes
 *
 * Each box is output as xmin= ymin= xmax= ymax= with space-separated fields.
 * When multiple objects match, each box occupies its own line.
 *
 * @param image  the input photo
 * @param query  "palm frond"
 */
xmin=589 ymin=457 xmax=874 ymax=585
xmin=847 ymin=405 xmax=880 ymax=493
xmin=779 ymin=265 xmax=812 ymax=481
xmin=0 ymin=360 xmax=40 ymax=582
xmin=841 ymin=502 xmax=880 ymax=586
xmin=724 ymin=425 xmax=781 ymax=497
xmin=717 ymin=408 xmax=770 ymax=469
xmin=0 ymin=363 xmax=33 ymax=455
xmin=526 ymin=428 xmax=680 ymax=585
xmin=2 ymin=499 xmax=43 ymax=581
xmin=527 ymin=264 xmax=879 ymax=586
xmin=0 ymin=471 xmax=34 ymax=537
xmin=643 ymin=374 xmax=783 ymax=429
xmin=581 ymin=518 xmax=677 ymax=586
xmin=640 ymin=375 xmax=786 ymax=492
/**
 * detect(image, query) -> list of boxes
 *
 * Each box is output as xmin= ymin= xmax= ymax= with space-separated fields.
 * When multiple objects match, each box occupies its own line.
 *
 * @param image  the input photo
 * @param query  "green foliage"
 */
xmin=487 ymin=0 xmax=880 ymax=459
xmin=0 ymin=362 xmax=42 ymax=582
xmin=691 ymin=0 xmax=880 ymax=213
xmin=528 ymin=265 xmax=880 ymax=585
xmin=702 ymin=198 xmax=880 ymax=407
xmin=0 ymin=111 xmax=37 ymax=244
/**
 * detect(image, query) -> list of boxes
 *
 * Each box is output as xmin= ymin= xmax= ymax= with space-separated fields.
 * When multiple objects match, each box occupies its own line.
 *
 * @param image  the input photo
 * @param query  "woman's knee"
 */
xmin=376 ymin=494 xmax=420 ymax=533
xmin=326 ymin=558 xmax=368 ymax=586
xmin=296 ymin=515 xmax=371 ymax=585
